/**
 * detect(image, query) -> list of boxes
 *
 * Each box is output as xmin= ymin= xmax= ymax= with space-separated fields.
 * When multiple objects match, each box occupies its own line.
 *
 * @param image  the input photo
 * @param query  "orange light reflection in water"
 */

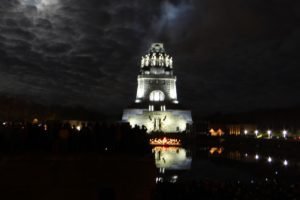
xmin=149 ymin=137 xmax=181 ymax=146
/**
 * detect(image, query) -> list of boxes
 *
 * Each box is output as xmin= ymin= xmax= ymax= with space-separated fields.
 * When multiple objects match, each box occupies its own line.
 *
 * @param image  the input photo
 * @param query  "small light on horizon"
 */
xmin=267 ymin=130 xmax=272 ymax=138
xmin=267 ymin=156 xmax=272 ymax=163
xmin=282 ymin=130 xmax=288 ymax=138
xmin=76 ymin=125 xmax=81 ymax=131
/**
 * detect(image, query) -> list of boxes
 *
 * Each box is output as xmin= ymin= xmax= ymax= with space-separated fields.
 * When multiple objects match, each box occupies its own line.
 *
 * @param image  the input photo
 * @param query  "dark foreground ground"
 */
xmin=0 ymin=154 xmax=156 ymax=200
xmin=0 ymin=122 xmax=299 ymax=199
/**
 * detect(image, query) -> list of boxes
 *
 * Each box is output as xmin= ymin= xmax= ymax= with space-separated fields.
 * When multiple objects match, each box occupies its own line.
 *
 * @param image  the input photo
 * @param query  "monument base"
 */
xmin=122 ymin=109 xmax=192 ymax=133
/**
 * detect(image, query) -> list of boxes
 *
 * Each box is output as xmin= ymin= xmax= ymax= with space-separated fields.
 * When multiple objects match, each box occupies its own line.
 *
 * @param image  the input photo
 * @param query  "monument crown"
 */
xmin=141 ymin=43 xmax=173 ymax=69
xmin=149 ymin=43 xmax=165 ymax=53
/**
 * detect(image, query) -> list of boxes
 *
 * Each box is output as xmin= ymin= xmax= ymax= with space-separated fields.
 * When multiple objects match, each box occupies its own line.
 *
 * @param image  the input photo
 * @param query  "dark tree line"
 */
xmin=0 ymin=121 xmax=151 ymax=155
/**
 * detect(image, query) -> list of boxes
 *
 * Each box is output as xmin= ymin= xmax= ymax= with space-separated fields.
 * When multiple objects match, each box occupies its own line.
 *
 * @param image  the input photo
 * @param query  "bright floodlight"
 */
xmin=267 ymin=130 xmax=272 ymax=138
xmin=267 ymin=156 xmax=272 ymax=163
xmin=282 ymin=130 xmax=287 ymax=138
xmin=283 ymin=160 xmax=288 ymax=166
xmin=76 ymin=125 xmax=81 ymax=131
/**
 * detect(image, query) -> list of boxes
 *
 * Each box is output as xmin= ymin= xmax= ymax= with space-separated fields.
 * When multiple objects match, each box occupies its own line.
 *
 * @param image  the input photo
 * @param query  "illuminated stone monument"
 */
xmin=122 ymin=43 xmax=192 ymax=133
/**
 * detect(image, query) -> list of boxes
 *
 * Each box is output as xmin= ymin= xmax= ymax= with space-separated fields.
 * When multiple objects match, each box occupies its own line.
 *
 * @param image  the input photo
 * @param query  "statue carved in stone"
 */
xmin=165 ymin=55 xmax=170 ymax=67
xmin=159 ymin=53 xmax=164 ymax=66
xmin=141 ymin=56 xmax=145 ymax=68
xmin=151 ymin=53 xmax=156 ymax=66
xmin=145 ymin=54 xmax=150 ymax=66
xmin=170 ymin=57 xmax=173 ymax=68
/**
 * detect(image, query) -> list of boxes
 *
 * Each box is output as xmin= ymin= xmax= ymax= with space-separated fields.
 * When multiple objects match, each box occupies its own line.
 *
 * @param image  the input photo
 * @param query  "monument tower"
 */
xmin=122 ymin=43 xmax=192 ymax=133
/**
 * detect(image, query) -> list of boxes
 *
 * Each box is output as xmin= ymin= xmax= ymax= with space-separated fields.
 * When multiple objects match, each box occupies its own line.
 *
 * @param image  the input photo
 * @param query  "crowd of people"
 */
xmin=0 ymin=120 xmax=151 ymax=155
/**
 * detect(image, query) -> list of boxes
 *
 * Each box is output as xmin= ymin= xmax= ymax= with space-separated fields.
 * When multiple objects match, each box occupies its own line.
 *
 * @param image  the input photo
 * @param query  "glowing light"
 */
xmin=267 ymin=156 xmax=272 ymax=163
xmin=32 ymin=118 xmax=39 ymax=124
xmin=267 ymin=130 xmax=272 ymax=138
xmin=244 ymin=130 xmax=248 ymax=135
xmin=149 ymin=137 xmax=181 ymax=146
xmin=149 ymin=90 xmax=165 ymax=102
xmin=209 ymin=147 xmax=223 ymax=155
xmin=76 ymin=125 xmax=81 ymax=131
xmin=255 ymin=154 xmax=259 ymax=160
xmin=170 ymin=175 xmax=178 ymax=183
xmin=283 ymin=160 xmax=288 ymax=166
xmin=2 ymin=122 xmax=6 ymax=126
xmin=255 ymin=130 xmax=259 ymax=137
xmin=209 ymin=128 xmax=224 ymax=137
xmin=282 ymin=130 xmax=287 ymax=138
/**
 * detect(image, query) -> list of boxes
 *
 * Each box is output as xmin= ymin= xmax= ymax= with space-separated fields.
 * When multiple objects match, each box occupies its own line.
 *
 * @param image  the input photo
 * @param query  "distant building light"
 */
xmin=282 ymin=130 xmax=288 ymax=138
xmin=244 ymin=130 xmax=248 ymax=135
xmin=283 ymin=160 xmax=288 ymax=166
xmin=267 ymin=156 xmax=272 ymax=163
xmin=76 ymin=125 xmax=81 ymax=131
xmin=32 ymin=118 xmax=39 ymax=124
xmin=255 ymin=154 xmax=259 ymax=160
xmin=267 ymin=130 xmax=272 ymax=138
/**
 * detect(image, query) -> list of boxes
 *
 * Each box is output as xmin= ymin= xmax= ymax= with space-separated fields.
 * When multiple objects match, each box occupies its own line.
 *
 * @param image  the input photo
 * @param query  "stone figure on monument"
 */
xmin=145 ymin=54 xmax=150 ymax=66
xmin=153 ymin=118 xmax=157 ymax=131
xmin=165 ymin=55 xmax=170 ymax=67
xmin=141 ymin=56 xmax=145 ymax=68
xmin=151 ymin=53 xmax=156 ymax=66
xmin=170 ymin=57 xmax=173 ymax=68
xmin=159 ymin=53 xmax=164 ymax=66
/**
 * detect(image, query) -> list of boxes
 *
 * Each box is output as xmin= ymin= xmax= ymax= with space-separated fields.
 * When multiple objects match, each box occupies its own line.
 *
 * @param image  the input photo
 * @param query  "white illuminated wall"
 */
xmin=122 ymin=109 xmax=192 ymax=133
xmin=135 ymin=77 xmax=178 ymax=103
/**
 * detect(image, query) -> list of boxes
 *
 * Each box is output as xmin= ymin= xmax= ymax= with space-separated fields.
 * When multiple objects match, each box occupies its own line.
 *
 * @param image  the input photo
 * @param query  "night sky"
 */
xmin=0 ymin=0 xmax=300 ymax=117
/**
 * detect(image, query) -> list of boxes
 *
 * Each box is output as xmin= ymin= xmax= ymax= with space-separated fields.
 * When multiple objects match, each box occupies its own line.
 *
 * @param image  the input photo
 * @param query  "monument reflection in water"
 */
xmin=152 ymin=145 xmax=192 ymax=183
xmin=153 ymin=146 xmax=192 ymax=170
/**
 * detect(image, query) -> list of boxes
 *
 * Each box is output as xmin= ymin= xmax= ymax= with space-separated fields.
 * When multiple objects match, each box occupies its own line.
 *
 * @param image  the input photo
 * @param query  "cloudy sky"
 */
xmin=0 ymin=0 xmax=299 ymax=116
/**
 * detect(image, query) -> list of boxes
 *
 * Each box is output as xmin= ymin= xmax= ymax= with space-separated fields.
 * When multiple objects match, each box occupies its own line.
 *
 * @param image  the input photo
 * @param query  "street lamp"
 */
xmin=244 ymin=130 xmax=248 ymax=135
xmin=255 ymin=130 xmax=259 ymax=137
xmin=267 ymin=130 xmax=272 ymax=139
xmin=282 ymin=130 xmax=287 ymax=138
xmin=267 ymin=156 xmax=272 ymax=163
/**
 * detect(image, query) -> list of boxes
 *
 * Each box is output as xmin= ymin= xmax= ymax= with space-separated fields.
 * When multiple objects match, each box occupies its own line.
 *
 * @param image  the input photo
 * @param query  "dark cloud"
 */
xmin=0 ymin=0 xmax=299 ymax=116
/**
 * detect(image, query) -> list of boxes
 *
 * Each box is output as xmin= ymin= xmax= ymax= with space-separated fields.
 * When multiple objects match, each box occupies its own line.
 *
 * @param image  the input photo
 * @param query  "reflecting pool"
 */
xmin=152 ymin=144 xmax=300 ymax=184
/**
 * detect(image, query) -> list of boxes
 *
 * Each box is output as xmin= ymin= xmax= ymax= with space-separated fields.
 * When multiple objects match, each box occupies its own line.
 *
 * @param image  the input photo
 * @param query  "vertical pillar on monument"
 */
xmin=122 ymin=43 xmax=193 ymax=133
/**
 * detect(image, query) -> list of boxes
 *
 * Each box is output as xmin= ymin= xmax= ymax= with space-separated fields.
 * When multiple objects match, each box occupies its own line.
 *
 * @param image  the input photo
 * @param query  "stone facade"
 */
xmin=122 ymin=43 xmax=192 ymax=133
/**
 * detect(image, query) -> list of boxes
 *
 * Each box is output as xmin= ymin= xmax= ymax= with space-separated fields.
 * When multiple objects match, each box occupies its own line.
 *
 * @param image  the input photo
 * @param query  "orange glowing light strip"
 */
xmin=149 ymin=137 xmax=181 ymax=146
